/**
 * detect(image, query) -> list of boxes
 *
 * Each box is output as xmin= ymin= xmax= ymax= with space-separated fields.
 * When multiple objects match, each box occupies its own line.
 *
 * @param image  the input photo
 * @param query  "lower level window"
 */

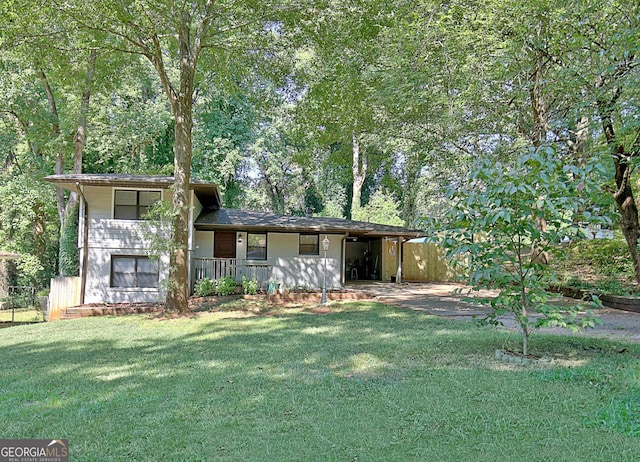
xmin=111 ymin=256 xmax=159 ymax=288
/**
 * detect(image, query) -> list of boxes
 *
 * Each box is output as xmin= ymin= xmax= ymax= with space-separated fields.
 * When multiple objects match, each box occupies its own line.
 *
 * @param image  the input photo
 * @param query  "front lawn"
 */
xmin=1 ymin=302 xmax=638 ymax=461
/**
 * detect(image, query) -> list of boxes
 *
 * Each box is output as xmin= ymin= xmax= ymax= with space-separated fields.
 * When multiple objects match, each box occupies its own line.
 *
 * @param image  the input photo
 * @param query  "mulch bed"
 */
xmin=61 ymin=290 xmax=373 ymax=319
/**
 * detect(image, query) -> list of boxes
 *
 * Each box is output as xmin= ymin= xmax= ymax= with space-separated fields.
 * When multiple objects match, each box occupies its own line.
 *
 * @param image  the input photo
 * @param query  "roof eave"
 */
xmin=195 ymin=222 xmax=424 ymax=238
xmin=44 ymin=174 xmax=222 ymax=208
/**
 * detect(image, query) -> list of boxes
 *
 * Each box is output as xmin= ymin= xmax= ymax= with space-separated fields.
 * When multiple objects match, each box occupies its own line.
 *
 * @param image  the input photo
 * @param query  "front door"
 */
xmin=214 ymin=231 xmax=236 ymax=258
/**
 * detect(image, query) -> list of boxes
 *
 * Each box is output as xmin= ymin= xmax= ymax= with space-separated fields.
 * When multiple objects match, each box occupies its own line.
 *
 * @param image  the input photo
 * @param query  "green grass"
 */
xmin=1 ymin=301 xmax=639 ymax=461
xmin=0 ymin=307 xmax=44 ymax=323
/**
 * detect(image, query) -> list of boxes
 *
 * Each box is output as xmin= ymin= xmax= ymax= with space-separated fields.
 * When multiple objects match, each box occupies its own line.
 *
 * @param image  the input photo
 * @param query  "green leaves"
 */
xmin=426 ymin=145 xmax=608 ymax=354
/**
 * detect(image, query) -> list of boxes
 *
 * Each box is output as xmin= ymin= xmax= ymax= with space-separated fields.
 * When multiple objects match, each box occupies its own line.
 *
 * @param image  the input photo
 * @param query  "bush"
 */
xmin=1 ymin=287 xmax=37 ymax=309
xmin=216 ymin=276 xmax=237 ymax=296
xmin=194 ymin=278 xmax=216 ymax=297
xmin=242 ymin=276 xmax=259 ymax=295
xmin=194 ymin=277 xmax=238 ymax=297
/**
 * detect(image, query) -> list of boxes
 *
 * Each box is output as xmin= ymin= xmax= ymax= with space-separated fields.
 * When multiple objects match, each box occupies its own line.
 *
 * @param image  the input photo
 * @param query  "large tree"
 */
xmin=50 ymin=0 xmax=301 ymax=312
xmin=559 ymin=0 xmax=640 ymax=282
xmin=293 ymin=0 xmax=393 ymax=219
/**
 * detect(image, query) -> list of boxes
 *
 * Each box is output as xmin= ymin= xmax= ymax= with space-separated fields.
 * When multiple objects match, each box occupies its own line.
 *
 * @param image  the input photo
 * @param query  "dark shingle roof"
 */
xmin=195 ymin=208 xmax=424 ymax=237
xmin=44 ymin=174 xmax=424 ymax=237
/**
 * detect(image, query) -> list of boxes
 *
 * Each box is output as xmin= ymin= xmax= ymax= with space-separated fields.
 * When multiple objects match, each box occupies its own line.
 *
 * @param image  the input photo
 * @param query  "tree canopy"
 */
xmin=1 ymin=0 xmax=638 ymax=310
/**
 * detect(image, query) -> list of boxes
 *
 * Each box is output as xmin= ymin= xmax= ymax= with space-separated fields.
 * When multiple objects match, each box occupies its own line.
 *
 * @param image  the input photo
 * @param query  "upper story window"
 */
xmin=299 ymin=234 xmax=319 ymax=255
xmin=114 ymin=189 xmax=161 ymax=220
xmin=247 ymin=233 xmax=267 ymax=260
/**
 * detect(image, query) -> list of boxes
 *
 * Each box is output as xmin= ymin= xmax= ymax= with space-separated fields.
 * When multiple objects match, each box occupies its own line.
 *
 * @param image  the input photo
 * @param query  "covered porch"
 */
xmin=191 ymin=258 xmax=271 ymax=291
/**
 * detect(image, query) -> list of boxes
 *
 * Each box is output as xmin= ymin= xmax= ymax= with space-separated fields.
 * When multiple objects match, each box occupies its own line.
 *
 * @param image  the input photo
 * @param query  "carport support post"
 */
xmin=396 ymin=237 xmax=403 ymax=283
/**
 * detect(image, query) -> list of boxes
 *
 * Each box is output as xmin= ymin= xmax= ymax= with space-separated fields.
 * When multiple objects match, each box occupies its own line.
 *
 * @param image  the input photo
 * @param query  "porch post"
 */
xmin=396 ymin=237 xmax=403 ymax=283
xmin=187 ymin=190 xmax=195 ymax=294
xmin=341 ymin=234 xmax=348 ymax=286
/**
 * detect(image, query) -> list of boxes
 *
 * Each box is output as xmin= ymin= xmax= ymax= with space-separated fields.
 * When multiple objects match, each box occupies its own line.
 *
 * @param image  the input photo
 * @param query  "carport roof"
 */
xmin=195 ymin=208 xmax=425 ymax=238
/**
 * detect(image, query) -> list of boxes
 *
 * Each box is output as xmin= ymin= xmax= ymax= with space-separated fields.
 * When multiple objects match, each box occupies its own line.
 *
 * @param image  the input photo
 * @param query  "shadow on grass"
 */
xmin=1 ymin=301 xmax=638 ymax=461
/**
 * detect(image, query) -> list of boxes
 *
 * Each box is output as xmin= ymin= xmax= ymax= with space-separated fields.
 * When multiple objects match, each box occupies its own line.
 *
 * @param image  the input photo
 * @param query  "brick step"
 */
xmin=62 ymin=304 xmax=163 ymax=320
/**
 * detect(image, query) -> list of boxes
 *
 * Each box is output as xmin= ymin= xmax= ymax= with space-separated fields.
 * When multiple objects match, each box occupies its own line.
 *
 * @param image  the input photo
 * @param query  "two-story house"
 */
xmin=46 ymin=174 xmax=424 ymax=304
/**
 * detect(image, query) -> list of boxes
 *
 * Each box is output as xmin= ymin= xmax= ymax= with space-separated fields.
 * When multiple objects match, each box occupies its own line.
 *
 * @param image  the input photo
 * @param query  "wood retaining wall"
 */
xmin=552 ymin=286 xmax=640 ymax=314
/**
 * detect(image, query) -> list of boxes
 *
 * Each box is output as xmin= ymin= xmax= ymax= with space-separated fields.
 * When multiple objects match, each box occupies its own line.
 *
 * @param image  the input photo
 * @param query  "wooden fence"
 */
xmin=48 ymin=277 xmax=81 ymax=321
xmin=402 ymin=241 xmax=454 ymax=282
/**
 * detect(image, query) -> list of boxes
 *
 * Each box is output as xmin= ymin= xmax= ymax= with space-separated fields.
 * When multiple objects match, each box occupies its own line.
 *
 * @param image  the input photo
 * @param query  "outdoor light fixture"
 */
xmin=321 ymin=235 xmax=330 ymax=304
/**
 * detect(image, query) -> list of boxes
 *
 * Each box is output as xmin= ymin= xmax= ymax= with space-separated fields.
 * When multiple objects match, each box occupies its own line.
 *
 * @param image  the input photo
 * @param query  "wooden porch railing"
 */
xmin=193 ymin=258 xmax=237 ymax=282
xmin=238 ymin=263 xmax=271 ymax=290
xmin=192 ymin=258 xmax=271 ymax=290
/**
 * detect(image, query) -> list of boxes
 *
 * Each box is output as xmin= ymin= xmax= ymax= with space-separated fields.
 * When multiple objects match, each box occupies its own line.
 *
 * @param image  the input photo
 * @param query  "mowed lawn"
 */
xmin=1 ymin=301 xmax=638 ymax=461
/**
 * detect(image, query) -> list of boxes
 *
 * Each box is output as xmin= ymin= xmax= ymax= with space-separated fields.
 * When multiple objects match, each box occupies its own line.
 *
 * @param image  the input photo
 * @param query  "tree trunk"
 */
xmin=351 ymin=132 xmax=367 ymax=218
xmin=35 ymin=61 xmax=65 ymax=224
xmin=163 ymin=22 xmax=196 ymax=314
xmin=73 ymin=49 xmax=96 ymax=175
xmin=568 ymin=115 xmax=589 ymax=165
xmin=164 ymin=101 xmax=192 ymax=313
xmin=402 ymin=152 xmax=420 ymax=225
xmin=527 ymin=47 xmax=550 ymax=264
xmin=528 ymin=52 xmax=548 ymax=148
xmin=598 ymin=96 xmax=640 ymax=283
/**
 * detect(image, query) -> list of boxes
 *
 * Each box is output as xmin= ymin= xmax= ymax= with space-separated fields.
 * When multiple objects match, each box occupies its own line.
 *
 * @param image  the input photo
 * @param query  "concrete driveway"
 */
xmin=349 ymin=281 xmax=640 ymax=343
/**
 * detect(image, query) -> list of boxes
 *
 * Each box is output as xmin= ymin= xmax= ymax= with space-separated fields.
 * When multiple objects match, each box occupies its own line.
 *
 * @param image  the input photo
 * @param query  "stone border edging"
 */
xmin=495 ymin=349 xmax=554 ymax=366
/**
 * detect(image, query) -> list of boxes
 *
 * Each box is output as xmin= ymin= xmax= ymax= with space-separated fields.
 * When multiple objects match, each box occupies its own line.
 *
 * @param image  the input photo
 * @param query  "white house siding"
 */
xmin=84 ymin=247 xmax=169 ymax=304
xmin=193 ymin=230 xmax=214 ymax=258
xmin=258 ymin=233 xmax=342 ymax=290
xmin=82 ymin=186 xmax=170 ymax=304
xmin=189 ymin=192 xmax=204 ymax=254
xmin=193 ymin=231 xmax=342 ymax=290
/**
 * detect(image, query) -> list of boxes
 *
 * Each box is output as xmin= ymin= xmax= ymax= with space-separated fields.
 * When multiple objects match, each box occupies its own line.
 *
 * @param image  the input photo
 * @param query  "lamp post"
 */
xmin=321 ymin=235 xmax=330 ymax=304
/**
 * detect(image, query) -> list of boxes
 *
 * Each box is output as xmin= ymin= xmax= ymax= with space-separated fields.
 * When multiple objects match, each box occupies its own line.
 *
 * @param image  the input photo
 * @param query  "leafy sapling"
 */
xmin=426 ymin=146 xmax=609 ymax=356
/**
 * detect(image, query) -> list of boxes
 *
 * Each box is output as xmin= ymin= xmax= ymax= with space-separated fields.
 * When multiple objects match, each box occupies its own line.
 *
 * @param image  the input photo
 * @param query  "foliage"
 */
xmin=0 ymin=173 xmax=58 ymax=288
xmin=426 ymin=146 xmax=608 ymax=355
xmin=193 ymin=277 xmax=237 ymax=297
xmin=352 ymin=189 xmax=405 ymax=226
xmin=552 ymin=233 xmax=639 ymax=295
xmin=58 ymin=202 xmax=79 ymax=277
xmin=216 ymin=276 xmax=237 ymax=296
xmin=242 ymin=276 xmax=259 ymax=295
xmin=193 ymin=278 xmax=216 ymax=297
xmin=0 ymin=287 xmax=36 ymax=309
xmin=192 ymin=90 xmax=257 ymax=208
